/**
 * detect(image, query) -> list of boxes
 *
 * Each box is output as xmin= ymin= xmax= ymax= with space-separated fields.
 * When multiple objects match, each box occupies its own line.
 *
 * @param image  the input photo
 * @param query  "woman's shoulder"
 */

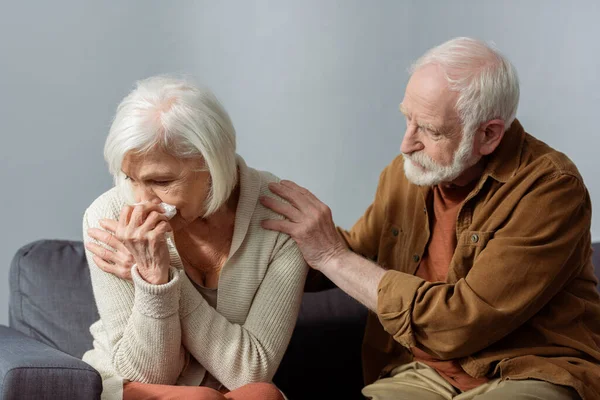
xmin=255 ymin=168 xmax=281 ymax=191
xmin=84 ymin=187 xmax=127 ymax=222
xmin=244 ymin=167 xmax=296 ymax=243
xmin=234 ymin=162 xmax=308 ymax=269
xmin=246 ymin=167 xmax=287 ymax=216
xmin=236 ymin=154 xmax=281 ymax=195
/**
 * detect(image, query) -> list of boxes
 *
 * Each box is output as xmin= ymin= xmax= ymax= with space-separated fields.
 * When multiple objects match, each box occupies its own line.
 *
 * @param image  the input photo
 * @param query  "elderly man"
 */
xmin=261 ymin=37 xmax=600 ymax=400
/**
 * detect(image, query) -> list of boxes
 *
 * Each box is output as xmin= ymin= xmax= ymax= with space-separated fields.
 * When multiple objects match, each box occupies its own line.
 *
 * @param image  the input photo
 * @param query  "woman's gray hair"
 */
xmin=104 ymin=75 xmax=237 ymax=216
xmin=410 ymin=37 xmax=520 ymax=137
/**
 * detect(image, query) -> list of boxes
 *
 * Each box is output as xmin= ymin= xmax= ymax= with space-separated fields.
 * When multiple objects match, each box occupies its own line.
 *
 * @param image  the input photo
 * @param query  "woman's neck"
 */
xmin=184 ymin=182 xmax=240 ymax=241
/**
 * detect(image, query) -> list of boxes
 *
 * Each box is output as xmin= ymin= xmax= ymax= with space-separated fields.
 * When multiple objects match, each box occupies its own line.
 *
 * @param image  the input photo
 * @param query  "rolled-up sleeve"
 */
xmin=377 ymin=271 xmax=426 ymax=347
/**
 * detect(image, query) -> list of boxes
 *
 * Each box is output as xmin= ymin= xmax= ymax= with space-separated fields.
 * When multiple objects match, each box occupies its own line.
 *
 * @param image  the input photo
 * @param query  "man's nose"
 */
xmin=400 ymin=124 xmax=424 ymax=155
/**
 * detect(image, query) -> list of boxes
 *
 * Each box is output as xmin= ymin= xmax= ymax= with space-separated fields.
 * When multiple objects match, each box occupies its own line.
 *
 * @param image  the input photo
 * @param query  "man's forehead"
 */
xmin=408 ymin=67 xmax=455 ymax=99
xmin=401 ymin=66 xmax=460 ymax=122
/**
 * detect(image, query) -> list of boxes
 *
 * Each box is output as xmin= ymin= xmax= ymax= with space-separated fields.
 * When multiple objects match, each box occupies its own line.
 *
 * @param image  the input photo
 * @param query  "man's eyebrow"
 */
xmin=399 ymin=104 xmax=443 ymax=134
xmin=398 ymin=103 xmax=409 ymax=116
xmin=420 ymin=121 xmax=443 ymax=134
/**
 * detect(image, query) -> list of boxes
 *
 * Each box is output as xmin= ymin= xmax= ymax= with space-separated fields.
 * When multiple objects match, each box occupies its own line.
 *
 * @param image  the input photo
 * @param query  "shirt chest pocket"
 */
xmin=377 ymin=218 xmax=409 ymax=272
xmin=451 ymin=230 xmax=495 ymax=279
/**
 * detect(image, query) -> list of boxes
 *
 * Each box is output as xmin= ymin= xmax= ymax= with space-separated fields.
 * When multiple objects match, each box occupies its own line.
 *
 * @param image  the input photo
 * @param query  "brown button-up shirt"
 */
xmin=338 ymin=120 xmax=600 ymax=399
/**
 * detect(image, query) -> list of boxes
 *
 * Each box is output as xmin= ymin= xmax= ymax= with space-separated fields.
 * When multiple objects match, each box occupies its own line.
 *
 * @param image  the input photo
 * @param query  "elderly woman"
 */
xmin=82 ymin=76 xmax=308 ymax=400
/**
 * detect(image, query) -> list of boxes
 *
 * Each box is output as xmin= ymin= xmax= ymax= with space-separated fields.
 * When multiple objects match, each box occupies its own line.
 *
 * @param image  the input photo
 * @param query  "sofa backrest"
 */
xmin=9 ymin=240 xmax=98 ymax=358
xmin=7 ymin=239 xmax=600 ymax=360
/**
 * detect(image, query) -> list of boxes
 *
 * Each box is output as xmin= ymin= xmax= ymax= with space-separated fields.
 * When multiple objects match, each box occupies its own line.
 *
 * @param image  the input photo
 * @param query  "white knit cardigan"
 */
xmin=82 ymin=156 xmax=308 ymax=400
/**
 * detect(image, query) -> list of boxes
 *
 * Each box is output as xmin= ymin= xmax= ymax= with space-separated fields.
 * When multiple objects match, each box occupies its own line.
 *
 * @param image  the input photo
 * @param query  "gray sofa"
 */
xmin=1 ymin=240 xmax=367 ymax=400
xmin=1 ymin=239 xmax=599 ymax=400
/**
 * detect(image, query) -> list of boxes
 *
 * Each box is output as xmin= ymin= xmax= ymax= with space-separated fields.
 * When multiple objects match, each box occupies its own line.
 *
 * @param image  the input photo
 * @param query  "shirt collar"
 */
xmin=414 ymin=119 xmax=526 ymax=201
xmin=483 ymin=118 xmax=526 ymax=183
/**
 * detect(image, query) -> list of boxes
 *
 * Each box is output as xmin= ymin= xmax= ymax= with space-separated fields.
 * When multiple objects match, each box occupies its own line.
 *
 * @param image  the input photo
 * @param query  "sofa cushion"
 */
xmin=274 ymin=288 xmax=367 ymax=399
xmin=0 ymin=325 xmax=102 ymax=400
xmin=9 ymin=240 xmax=98 ymax=358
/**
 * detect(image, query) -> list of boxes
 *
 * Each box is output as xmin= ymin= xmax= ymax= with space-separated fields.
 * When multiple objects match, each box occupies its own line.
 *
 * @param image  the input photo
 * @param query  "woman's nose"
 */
xmin=135 ymin=186 xmax=160 ymax=204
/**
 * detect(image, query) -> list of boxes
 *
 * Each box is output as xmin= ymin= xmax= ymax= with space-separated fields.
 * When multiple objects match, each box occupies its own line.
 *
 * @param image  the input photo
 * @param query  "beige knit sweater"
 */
xmin=82 ymin=156 xmax=308 ymax=400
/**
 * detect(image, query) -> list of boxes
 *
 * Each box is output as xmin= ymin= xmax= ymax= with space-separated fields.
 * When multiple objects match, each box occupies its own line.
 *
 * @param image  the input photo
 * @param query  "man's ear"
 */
xmin=478 ymin=119 xmax=505 ymax=156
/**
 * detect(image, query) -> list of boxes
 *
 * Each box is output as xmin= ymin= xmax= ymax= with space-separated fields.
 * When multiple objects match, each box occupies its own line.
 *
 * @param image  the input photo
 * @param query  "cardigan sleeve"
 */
xmin=178 ymin=234 xmax=308 ymax=390
xmin=83 ymin=192 xmax=186 ymax=384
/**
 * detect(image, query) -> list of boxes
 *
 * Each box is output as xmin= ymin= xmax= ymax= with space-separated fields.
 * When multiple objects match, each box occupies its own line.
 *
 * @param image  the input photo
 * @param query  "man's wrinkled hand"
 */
xmin=260 ymin=180 xmax=348 ymax=270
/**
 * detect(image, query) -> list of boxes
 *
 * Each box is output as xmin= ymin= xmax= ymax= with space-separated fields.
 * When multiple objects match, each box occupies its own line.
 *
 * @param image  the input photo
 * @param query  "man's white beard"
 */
xmin=403 ymin=132 xmax=479 ymax=187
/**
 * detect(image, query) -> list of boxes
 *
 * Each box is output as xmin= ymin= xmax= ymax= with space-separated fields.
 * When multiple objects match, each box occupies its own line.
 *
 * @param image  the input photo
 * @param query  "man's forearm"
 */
xmin=319 ymin=250 xmax=387 ymax=311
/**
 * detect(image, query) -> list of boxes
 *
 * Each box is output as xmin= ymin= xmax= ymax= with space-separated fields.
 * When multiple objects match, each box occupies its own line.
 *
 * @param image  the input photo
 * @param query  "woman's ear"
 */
xmin=478 ymin=119 xmax=505 ymax=156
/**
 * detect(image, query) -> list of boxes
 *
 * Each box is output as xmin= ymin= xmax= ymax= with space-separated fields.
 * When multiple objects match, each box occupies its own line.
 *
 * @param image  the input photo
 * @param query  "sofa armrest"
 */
xmin=0 ymin=325 xmax=102 ymax=400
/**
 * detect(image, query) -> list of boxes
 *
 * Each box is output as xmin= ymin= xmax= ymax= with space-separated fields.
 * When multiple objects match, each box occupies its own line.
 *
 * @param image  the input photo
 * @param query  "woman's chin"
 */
xmin=169 ymin=215 xmax=187 ymax=232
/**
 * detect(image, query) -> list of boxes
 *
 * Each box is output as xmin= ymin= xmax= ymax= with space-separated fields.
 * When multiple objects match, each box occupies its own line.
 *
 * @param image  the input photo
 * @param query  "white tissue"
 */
xmin=132 ymin=201 xmax=177 ymax=220
xmin=160 ymin=202 xmax=177 ymax=220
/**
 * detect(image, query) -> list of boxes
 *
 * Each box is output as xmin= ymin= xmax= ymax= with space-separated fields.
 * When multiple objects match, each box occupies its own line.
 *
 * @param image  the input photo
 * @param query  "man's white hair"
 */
xmin=410 ymin=37 xmax=520 ymax=137
xmin=104 ymin=75 xmax=237 ymax=216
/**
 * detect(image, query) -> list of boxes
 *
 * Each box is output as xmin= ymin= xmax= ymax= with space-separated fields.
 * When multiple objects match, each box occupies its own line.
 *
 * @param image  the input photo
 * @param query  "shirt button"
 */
xmin=423 ymin=207 xmax=427 ymax=214
xmin=392 ymin=228 xmax=399 ymax=236
xmin=413 ymin=254 xmax=420 ymax=262
xmin=471 ymin=234 xmax=479 ymax=243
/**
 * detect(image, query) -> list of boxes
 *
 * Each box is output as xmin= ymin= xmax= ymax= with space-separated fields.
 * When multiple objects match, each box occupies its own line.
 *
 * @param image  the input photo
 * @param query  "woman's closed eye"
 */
xmin=124 ymin=176 xmax=173 ymax=189
xmin=150 ymin=180 xmax=172 ymax=186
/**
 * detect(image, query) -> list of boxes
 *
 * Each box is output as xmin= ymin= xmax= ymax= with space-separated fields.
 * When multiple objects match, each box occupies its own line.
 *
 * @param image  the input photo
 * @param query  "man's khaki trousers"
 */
xmin=362 ymin=362 xmax=580 ymax=400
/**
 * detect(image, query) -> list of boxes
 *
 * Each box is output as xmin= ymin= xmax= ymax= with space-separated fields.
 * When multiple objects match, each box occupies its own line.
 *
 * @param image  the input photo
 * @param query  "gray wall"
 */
xmin=1 ymin=1 xmax=599 ymax=326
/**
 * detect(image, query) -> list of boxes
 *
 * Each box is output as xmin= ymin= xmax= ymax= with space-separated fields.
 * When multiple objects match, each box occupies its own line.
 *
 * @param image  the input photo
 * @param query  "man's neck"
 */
xmin=444 ymin=158 xmax=486 ymax=188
